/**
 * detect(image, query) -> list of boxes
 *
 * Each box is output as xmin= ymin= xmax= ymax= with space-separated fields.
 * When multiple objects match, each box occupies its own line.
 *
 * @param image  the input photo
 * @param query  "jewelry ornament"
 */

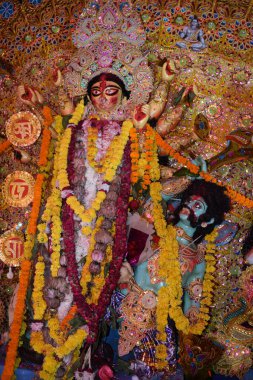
xmin=64 ymin=0 xmax=153 ymax=108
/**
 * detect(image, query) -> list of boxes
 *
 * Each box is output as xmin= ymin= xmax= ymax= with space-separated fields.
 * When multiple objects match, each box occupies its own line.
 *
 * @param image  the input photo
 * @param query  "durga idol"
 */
xmin=24 ymin=2 xmax=210 ymax=379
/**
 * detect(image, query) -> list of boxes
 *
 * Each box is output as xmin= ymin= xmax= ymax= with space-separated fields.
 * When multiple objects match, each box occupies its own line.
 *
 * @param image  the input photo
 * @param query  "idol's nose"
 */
xmin=99 ymin=95 xmax=107 ymax=104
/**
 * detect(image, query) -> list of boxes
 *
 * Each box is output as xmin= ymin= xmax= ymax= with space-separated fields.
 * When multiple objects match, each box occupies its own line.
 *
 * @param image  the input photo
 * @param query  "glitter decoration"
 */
xmin=0 ymin=1 xmax=14 ymax=19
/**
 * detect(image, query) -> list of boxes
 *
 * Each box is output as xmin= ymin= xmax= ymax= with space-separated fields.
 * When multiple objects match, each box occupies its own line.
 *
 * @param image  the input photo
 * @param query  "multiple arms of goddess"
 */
xmin=133 ymin=60 xmax=175 ymax=130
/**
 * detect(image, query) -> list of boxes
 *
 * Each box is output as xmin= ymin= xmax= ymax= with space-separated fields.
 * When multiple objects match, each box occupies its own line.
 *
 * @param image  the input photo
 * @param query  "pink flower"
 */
xmin=98 ymin=365 xmax=114 ymax=380
xmin=31 ymin=322 xmax=43 ymax=332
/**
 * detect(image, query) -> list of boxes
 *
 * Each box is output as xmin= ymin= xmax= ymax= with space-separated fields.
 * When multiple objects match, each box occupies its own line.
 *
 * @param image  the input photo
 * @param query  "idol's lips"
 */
xmin=180 ymin=207 xmax=190 ymax=215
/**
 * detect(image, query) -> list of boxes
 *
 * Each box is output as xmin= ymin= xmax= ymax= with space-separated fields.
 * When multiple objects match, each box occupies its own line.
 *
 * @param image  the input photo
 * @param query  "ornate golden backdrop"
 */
xmin=0 ymin=2 xmax=252 ymax=379
xmin=0 ymin=0 xmax=252 ymax=65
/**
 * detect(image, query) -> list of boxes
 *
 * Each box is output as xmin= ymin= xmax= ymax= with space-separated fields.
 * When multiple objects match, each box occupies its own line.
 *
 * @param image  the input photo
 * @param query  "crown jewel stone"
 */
xmin=98 ymin=3 xmax=119 ymax=29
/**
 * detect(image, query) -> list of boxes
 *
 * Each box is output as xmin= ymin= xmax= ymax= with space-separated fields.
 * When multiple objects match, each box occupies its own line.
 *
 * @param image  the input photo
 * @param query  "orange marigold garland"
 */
xmin=143 ymin=129 xmax=153 ymax=187
xmin=42 ymin=105 xmax=54 ymax=127
xmin=146 ymin=125 xmax=160 ymax=182
xmin=2 ymin=106 xmax=55 ymax=380
xmin=0 ymin=139 xmax=11 ymax=154
xmin=130 ymin=124 xmax=160 ymax=191
xmin=1 ymin=260 xmax=31 ymax=380
xmin=3 ymin=202 xmax=44 ymax=379
xmin=38 ymin=129 xmax=51 ymax=167
xmin=155 ymin=131 xmax=199 ymax=174
xmin=60 ymin=305 xmax=78 ymax=331
xmin=155 ymin=131 xmax=253 ymax=208
xmin=27 ymin=173 xmax=45 ymax=235
xmin=130 ymin=127 xmax=139 ymax=183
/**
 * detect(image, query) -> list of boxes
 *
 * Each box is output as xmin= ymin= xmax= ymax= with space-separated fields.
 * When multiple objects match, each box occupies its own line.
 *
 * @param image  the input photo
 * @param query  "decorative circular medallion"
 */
xmin=232 ymin=69 xmax=250 ymax=85
xmin=5 ymin=111 xmax=41 ymax=146
xmin=0 ymin=230 xmax=24 ymax=266
xmin=240 ymin=114 xmax=252 ymax=129
xmin=206 ymin=103 xmax=222 ymax=119
xmin=140 ymin=291 xmax=157 ymax=309
xmin=2 ymin=171 xmax=35 ymax=207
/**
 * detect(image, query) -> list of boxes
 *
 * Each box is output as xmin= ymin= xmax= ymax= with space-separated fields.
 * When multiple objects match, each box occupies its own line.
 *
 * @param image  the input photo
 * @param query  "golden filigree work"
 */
xmin=2 ymin=171 xmax=35 ymax=208
xmin=0 ymin=229 xmax=24 ymax=266
xmin=5 ymin=111 xmax=41 ymax=147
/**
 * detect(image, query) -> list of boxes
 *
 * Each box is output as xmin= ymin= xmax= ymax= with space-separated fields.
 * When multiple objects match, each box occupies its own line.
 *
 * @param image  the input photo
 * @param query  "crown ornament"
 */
xmin=64 ymin=0 xmax=153 ymax=108
xmin=72 ymin=1 xmax=146 ymax=48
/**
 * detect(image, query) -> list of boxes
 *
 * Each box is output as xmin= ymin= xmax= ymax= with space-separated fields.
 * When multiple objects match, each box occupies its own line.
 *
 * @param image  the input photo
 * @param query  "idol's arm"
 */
xmin=149 ymin=60 xmax=175 ymax=120
xmin=183 ymin=261 xmax=206 ymax=323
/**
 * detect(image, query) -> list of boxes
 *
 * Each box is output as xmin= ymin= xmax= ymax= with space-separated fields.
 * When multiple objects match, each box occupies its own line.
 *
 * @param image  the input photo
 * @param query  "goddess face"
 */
xmin=90 ymin=79 xmax=123 ymax=113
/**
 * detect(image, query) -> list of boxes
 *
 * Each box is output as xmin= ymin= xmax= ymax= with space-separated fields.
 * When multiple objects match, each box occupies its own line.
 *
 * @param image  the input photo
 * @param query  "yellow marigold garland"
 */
xmin=40 ymin=354 xmax=59 ymax=380
xmin=23 ymin=234 xmax=35 ymax=260
xmin=87 ymin=125 xmax=99 ymax=170
xmin=30 ymin=332 xmax=57 ymax=380
xmin=87 ymin=124 xmax=132 ymax=176
xmin=80 ymin=216 xmax=104 ymax=295
xmin=36 ymin=102 xmax=84 ymax=279
xmin=32 ymin=257 xmax=47 ymax=320
xmin=37 ymin=115 xmax=65 ymax=275
xmin=48 ymin=317 xmax=65 ymax=345
xmin=57 ymin=118 xmax=133 ymax=235
xmin=58 ymin=127 xmax=72 ymax=188
xmin=55 ymin=328 xmax=87 ymax=358
xmin=31 ymin=327 xmax=87 ymax=380
xmin=30 ymin=331 xmax=53 ymax=355
xmin=54 ymin=114 xmax=64 ymax=135
xmin=30 ymin=115 xmax=69 ymax=377
xmin=150 ymin=181 xmax=218 ymax=365
xmin=50 ymin=188 xmax=62 ymax=277
xmin=69 ymin=99 xmax=85 ymax=124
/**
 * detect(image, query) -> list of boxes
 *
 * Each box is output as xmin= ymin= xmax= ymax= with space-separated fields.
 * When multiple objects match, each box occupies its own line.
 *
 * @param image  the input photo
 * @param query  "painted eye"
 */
xmin=194 ymin=202 xmax=202 ymax=209
xmin=91 ymin=88 xmax=101 ymax=96
xmin=105 ymin=87 xmax=120 ymax=96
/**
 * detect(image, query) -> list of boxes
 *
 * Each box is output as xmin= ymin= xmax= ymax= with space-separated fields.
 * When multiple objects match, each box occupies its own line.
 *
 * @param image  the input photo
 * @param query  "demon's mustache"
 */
xmin=180 ymin=205 xmax=199 ymax=226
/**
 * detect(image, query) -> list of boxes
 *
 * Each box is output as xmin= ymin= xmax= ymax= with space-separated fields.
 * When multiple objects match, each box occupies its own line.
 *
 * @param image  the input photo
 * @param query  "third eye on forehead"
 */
xmin=91 ymin=84 xmax=121 ymax=97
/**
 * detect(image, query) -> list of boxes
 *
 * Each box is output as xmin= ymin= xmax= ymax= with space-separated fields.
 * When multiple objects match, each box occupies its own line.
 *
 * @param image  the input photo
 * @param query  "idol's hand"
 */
xmin=162 ymin=60 xmax=176 ymax=82
xmin=52 ymin=68 xmax=63 ymax=87
xmin=52 ymin=68 xmax=75 ymax=115
xmin=133 ymin=104 xmax=150 ymax=130
xmin=118 ymin=261 xmax=134 ymax=284
xmin=17 ymin=84 xmax=44 ymax=107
